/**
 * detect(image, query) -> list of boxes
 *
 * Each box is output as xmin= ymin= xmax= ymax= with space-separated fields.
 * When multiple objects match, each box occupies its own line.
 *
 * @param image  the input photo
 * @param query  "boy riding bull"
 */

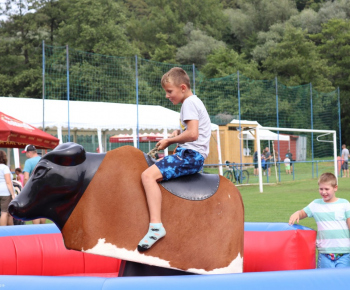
xmin=138 ymin=67 xmax=211 ymax=251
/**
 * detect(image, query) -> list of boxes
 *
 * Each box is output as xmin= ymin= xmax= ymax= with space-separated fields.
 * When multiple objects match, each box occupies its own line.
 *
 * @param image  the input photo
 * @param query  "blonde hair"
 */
xmin=318 ymin=172 xmax=337 ymax=187
xmin=161 ymin=67 xmax=191 ymax=89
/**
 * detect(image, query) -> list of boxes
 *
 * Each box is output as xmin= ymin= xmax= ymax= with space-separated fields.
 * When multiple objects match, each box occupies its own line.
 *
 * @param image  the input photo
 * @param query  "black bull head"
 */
xmin=9 ymin=142 xmax=104 ymax=230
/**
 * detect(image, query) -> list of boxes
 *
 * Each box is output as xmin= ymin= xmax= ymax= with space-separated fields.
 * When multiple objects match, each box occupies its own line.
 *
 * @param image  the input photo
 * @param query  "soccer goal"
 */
xmin=253 ymin=126 xmax=337 ymax=193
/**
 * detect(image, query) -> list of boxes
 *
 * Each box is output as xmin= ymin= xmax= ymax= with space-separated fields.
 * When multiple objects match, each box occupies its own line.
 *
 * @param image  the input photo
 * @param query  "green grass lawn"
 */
xmin=205 ymin=159 xmax=336 ymax=184
xmin=238 ymin=176 xmax=350 ymax=230
xmin=25 ymin=219 xmax=53 ymax=225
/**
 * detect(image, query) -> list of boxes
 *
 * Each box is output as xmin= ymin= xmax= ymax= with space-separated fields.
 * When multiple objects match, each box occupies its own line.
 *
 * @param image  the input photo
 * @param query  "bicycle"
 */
xmin=223 ymin=161 xmax=249 ymax=184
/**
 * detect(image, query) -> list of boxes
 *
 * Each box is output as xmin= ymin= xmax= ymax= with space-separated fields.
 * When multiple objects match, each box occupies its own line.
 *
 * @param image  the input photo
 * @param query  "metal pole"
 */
xmin=192 ymin=64 xmax=196 ymax=95
xmin=238 ymin=71 xmax=242 ymax=181
xmin=42 ymin=40 xmax=45 ymax=131
xmin=135 ymin=55 xmax=139 ymax=149
xmin=310 ymin=83 xmax=314 ymax=178
xmin=256 ymin=126 xmax=263 ymax=193
xmin=66 ymin=45 xmax=70 ymax=142
xmin=260 ymin=127 xmax=336 ymax=134
xmin=333 ymin=131 xmax=338 ymax=180
xmin=338 ymin=87 xmax=342 ymax=155
xmin=275 ymin=77 xmax=281 ymax=182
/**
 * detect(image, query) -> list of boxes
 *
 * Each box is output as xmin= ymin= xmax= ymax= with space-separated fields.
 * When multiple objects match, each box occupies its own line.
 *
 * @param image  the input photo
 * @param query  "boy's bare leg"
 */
xmin=0 ymin=212 xmax=8 ymax=226
xmin=141 ymin=165 xmax=163 ymax=223
xmin=7 ymin=215 xmax=14 ymax=225
xmin=32 ymin=219 xmax=41 ymax=224
xmin=138 ymin=165 xmax=166 ymax=251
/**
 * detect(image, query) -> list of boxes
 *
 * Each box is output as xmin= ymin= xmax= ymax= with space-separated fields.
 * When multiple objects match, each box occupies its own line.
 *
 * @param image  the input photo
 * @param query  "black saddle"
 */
xmin=143 ymin=153 xmax=220 ymax=201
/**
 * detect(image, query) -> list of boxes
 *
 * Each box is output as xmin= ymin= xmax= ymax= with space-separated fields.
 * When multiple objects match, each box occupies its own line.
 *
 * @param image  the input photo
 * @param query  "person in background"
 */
xmin=22 ymin=144 xmax=46 ymax=224
xmin=253 ymin=151 xmax=259 ymax=176
xmin=243 ymin=147 xmax=251 ymax=156
xmin=15 ymin=168 xmax=24 ymax=186
xmin=285 ymin=149 xmax=293 ymax=160
xmin=289 ymin=173 xmax=350 ymax=268
xmin=0 ymin=150 xmax=16 ymax=226
xmin=264 ymin=147 xmax=271 ymax=176
xmin=284 ymin=156 xmax=291 ymax=175
xmin=341 ymin=144 xmax=349 ymax=178
xmin=285 ymin=149 xmax=293 ymax=169
xmin=261 ymin=151 xmax=267 ymax=176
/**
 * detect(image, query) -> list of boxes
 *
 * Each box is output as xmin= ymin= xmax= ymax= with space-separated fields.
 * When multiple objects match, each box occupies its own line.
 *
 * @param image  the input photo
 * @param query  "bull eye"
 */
xmin=32 ymin=166 xmax=51 ymax=180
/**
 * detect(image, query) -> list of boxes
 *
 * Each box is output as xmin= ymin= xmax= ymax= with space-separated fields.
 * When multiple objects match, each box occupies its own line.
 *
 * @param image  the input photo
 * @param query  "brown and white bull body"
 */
xmin=9 ymin=143 xmax=244 ymax=274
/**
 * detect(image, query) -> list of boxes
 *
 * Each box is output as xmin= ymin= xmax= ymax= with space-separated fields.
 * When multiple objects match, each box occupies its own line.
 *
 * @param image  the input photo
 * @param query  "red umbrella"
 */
xmin=0 ymin=112 xmax=59 ymax=149
xmin=109 ymin=134 xmax=133 ymax=143
xmin=109 ymin=133 xmax=169 ymax=143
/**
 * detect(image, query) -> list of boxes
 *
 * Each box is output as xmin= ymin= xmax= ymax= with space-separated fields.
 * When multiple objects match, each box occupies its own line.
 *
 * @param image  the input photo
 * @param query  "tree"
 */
xmin=150 ymin=33 xmax=177 ymax=63
xmin=0 ymin=0 xmax=42 ymax=97
xmin=201 ymin=47 xmax=261 ymax=79
xmin=176 ymin=26 xmax=226 ymax=67
xmin=310 ymin=18 xmax=350 ymax=144
xmin=223 ymin=0 xmax=298 ymax=55
xmin=251 ymin=23 xmax=285 ymax=63
xmin=288 ymin=8 xmax=321 ymax=33
xmin=288 ymin=0 xmax=350 ymax=34
xmin=30 ymin=0 xmax=69 ymax=45
xmin=294 ymin=0 xmax=326 ymax=12
xmin=57 ymin=0 xmax=138 ymax=56
xmin=221 ymin=0 xmax=240 ymax=9
xmin=252 ymin=0 xmax=350 ymax=63
xmin=262 ymin=25 xmax=333 ymax=92
xmin=127 ymin=0 xmax=226 ymax=59
xmin=310 ymin=19 xmax=350 ymax=88
xmin=317 ymin=0 xmax=350 ymax=22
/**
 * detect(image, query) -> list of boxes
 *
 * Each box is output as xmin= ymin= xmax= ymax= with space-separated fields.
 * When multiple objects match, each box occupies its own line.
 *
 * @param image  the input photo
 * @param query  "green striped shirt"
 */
xmin=304 ymin=198 xmax=350 ymax=254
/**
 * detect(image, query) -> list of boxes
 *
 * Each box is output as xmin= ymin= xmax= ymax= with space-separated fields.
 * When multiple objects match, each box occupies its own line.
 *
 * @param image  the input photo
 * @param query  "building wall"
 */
xmin=207 ymin=124 xmax=256 ymax=166
xmin=273 ymin=135 xmax=299 ymax=161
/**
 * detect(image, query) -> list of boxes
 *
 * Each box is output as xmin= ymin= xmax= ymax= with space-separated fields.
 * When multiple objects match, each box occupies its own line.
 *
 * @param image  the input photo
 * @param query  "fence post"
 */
xmin=66 ymin=44 xmax=70 ymax=142
xmin=338 ymin=87 xmax=342 ymax=156
xmin=238 ymin=71 xmax=243 ymax=181
xmin=42 ymin=40 xmax=45 ymax=131
xmin=135 ymin=55 xmax=139 ymax=149
xmin=310 ymin=83 xmax=314 ymax=178
xmin=192 ymin=63 xmax=196 ymax=95
xmin=275 ymin=76 xmax=281 ymax=182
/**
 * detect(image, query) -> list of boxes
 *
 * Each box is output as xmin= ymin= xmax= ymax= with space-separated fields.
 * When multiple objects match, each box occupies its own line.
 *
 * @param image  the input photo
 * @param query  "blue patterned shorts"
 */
xmin=155 ymin=147 xmax=204 ymax=181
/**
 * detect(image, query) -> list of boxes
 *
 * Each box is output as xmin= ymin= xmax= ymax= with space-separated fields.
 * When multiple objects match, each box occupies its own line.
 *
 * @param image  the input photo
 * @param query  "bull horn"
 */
xmin=43 ymin=142 xmax=86 ymax=166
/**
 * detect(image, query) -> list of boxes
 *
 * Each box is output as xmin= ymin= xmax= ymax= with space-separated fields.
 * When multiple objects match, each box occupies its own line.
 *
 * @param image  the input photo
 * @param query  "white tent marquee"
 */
xmin=229 ymin=119 xmax=290 ymax=141
xmin=1 ymin=97 xmax=223 ymax=172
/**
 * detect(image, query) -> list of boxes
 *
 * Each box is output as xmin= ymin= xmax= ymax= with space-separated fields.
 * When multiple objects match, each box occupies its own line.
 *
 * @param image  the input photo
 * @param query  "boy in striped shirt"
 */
xmin=289 ymin=172 xmax=350 ymax=268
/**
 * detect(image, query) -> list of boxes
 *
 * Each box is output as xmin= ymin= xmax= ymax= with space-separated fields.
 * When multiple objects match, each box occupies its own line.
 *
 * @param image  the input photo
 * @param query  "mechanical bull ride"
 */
xmin=9 ymin=143 xmax=244 ymax=275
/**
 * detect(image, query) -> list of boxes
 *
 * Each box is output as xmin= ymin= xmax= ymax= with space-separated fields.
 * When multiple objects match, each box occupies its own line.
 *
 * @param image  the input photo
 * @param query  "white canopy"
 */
xmin=1 ymin=97 xmax=223 ymax=173
xmin=230 ymin=119 xmax=290 ymax=141
xmin=1 ymin=97 xmax=218 ymax=132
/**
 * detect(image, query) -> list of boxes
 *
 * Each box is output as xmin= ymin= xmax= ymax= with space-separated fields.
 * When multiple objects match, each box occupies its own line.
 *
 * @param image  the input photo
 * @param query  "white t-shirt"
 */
xmin=178 ymin=95 xmax=211 ymax=159
xmin=342 ymin=148 xmax=349 ymax=161
xmin=0 ymin=164 xmax=12 ymax=196
xmin=284 ymin=158 xmax=290 ymax=165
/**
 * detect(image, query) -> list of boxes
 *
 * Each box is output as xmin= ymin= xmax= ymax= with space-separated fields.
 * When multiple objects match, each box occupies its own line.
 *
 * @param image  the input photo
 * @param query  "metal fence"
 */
xmin=42 ymin=43 xmax=341 ymax=173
